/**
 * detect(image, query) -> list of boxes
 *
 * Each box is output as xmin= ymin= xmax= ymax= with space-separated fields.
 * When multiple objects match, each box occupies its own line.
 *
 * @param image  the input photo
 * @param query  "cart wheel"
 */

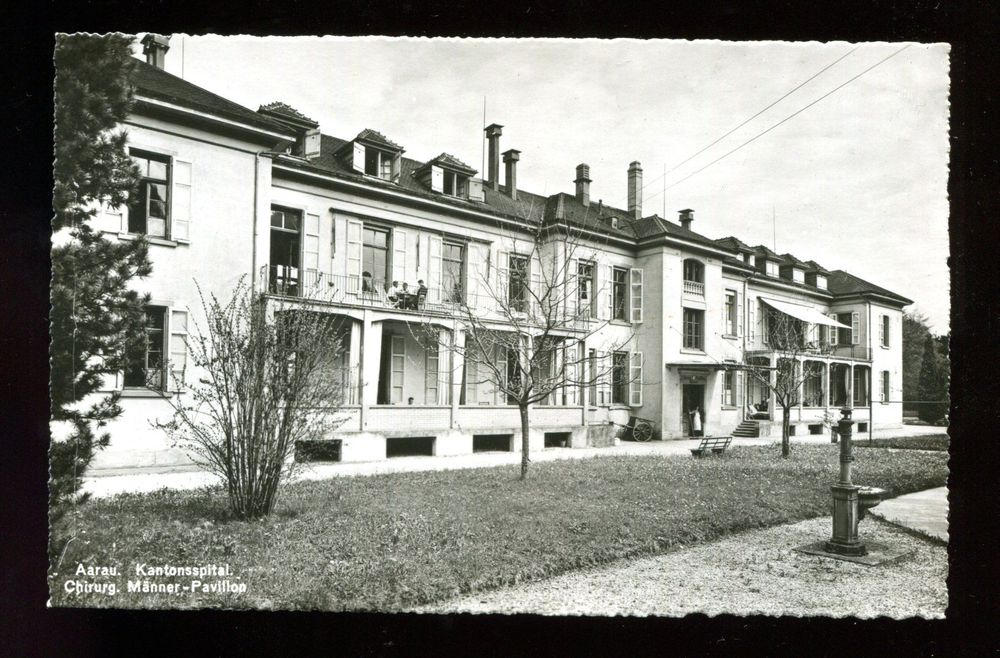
xmin=633 ymin=420 xmax=653 ymax=442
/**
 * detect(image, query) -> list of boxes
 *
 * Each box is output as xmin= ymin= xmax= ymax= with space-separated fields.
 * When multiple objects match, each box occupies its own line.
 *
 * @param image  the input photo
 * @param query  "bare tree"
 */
xmin=743 ymin=307 xmax=830 ymax=458
xmin=157 ymin=278 xmax=348 ymax=518
xmin=416 ymin=218 xmax=639 ymax=480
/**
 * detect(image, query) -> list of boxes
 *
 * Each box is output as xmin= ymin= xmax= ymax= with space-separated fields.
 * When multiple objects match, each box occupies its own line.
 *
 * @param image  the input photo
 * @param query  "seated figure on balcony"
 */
xmin=416 ymin=280 xmax=428 ymax=309
xmin=399 ymin=282 xmax=416 ymax=309
xmin=362 ymin=271 xmax=373 ymax=293
xmin=387 ymin=280 xmax=401 ymax=307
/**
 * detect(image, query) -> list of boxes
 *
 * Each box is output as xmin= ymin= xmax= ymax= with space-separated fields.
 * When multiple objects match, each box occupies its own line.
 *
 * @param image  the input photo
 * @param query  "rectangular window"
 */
xmin=724 ymin=290 xmax=737 ymax=336
xmin=442 ymin=170 xmax=469 ymax=197
xmin=683 ymin=308 xmax=704 ymax=350
xmin=881 ymin=370 xmax=890 ymax=403
xmin=124 ymin=306 xmax=167 ymax=390
xmin=765 ymin=261 xmax=779 ymax=277
xmin=442 ymin=242 xmax=465 ymax=303
xmin=508 ymin=254 xmax=529 ymax=312
xmin=853 ymin=366 xmax=870 ymax=406
xmin=629 ymin=268 xmax=643 ymax=323
xmin=836 ymin=313 xmax=853 ymax=346
xmin=362 ymin=226 xmax=389 ymax=290
xmin=881 ymin=314 xmax=890 ymax=348
xmin=612 ymin=351 xmax=628 ymax=405
xmin=128 ymin=150 xmax=170 ymax=238
xmin=612 ymin=267 xmax=628 ymax=321
xmin=804 ymin=362 xmax=825 ymax=407
xmin=577 ymin=261 xmax=595 ymax=318
xmin=364 ymin=147 xmax=394 ymax=180
xmin=629 ymin=352 xmax=643 ymax=406
xmin=722 ymin=370 xmax=735 ymax=407
xmin=505 ymin=347 xmax=520 ymax=405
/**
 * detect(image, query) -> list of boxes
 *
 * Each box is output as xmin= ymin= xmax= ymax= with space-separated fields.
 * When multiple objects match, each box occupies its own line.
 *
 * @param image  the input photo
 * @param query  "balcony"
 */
xmin=683 ymin=280 xmax=704 ymax=296
xmin=745 ymin=344 xmax=873 ymax=362
xmin=262 ymin=265 xmax=590 ymax=328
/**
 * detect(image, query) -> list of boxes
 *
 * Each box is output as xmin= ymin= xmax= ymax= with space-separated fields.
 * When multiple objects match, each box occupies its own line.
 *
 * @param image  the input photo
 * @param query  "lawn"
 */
xmin=857 ymin=434 xmax=949 ymax=451
xmin=49 ymin=445 xmax=947 ymax=611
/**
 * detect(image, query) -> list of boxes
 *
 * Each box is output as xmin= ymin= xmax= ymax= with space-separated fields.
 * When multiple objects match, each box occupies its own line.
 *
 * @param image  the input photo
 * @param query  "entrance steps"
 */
xmin=732 ymin=420 xmax=760 ymax=438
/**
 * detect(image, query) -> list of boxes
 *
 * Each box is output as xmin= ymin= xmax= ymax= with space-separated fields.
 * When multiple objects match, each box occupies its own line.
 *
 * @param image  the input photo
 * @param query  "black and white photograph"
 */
xmin=49 ymin=34 xmax=951 ymax=617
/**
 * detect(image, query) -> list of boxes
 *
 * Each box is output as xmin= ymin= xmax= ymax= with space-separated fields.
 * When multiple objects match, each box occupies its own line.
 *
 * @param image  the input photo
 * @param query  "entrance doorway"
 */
xmin=682 ymin=383 xmax=705 ymax=437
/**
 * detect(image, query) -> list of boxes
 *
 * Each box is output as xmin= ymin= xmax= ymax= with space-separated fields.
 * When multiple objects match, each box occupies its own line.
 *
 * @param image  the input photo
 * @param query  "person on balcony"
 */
xmin=362 ymin=271 xmax=373 ymax=293
xmin=387 ymin=280 xmax=401 ymax=307
xmin=399 ymin=282 xmax=414 ymax=309
xmin=416 ymin=279 xmax=428 ymax=309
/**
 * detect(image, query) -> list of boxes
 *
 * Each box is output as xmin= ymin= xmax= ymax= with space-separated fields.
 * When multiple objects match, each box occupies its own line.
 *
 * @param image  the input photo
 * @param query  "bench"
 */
xmin=690 ymin=436 xmax=732 ymax=457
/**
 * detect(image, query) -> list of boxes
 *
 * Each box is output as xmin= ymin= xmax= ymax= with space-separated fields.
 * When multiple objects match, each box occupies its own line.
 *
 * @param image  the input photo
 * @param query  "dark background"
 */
xmin=2 ymin=1 xmax=996 ymax=654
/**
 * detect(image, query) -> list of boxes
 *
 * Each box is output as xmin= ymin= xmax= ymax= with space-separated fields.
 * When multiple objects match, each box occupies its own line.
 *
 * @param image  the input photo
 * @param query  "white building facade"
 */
xmin=88 ymin=38 xmax=911 ymax=470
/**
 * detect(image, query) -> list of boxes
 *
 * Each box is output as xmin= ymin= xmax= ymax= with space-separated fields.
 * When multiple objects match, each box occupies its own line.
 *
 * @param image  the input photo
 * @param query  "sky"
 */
xmin=134 ymin=36 xmax=951 ymax=332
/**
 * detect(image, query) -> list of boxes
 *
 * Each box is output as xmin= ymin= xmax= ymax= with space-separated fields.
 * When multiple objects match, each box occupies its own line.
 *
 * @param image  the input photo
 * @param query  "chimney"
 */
xmin=503 ymin=149 xmax=520 ymax=200
xmin=574 ymin=163 xmax=591 ymax=207
xmin=679 ymin=208 xmax=694 ymax=230
xmin=141 ymin=34 xmax=171 ymax=69
xmin=627 ymin=161 xmax=642 ymax=220
xmin=484 ymin=123 xmax=503 ymax=191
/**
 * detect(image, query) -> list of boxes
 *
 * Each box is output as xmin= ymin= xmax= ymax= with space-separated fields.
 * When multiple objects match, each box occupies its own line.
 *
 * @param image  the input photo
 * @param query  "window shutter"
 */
xmin=431 ymin=165 xmax=444 ymax=193
xmin=761 ymin=301 xmax=769 ymax=346
xmin=465 ymin=354 xmax=478 ymax=405
xmin=629 ymin=352 xmax=643 ymax=407
xmin=630 ymin=268 xmax=643 ymax=323
xmin=346 ymin=219 xmax=363 ymax=293
xmin=352 ymin=142 xmax=365 ymax=173
xmin=566 ymin=343 xmax=578 ymax=405
xmin=828 ymin=313 xmax=839 ymax=346
xmin=438 ymin=329 xmax=451 ymax=405
xmin=604 ymin=265 xmax=615 ymax=320
xmin=390 ymin=334 xmax=405 ymax=403
xmin=169 ymin=309 xmax=188 ymax=392
xmin=467 ymin=178 xmax=485 ymax=202
xmin=466 ymin=242 xmax=485 ymax=311
xmin=171 ymin=159 xmax=192 ymax=241
xmin=428 ymin=235 xmax=442 ymax=304
xmin=390 ymin=153 xmax=402 ymax=182
xmin=851 ymin=311 xmax=860 ymax=345
xmin=737 ymin=292 xmax=744 ymax=337
xmin=736 ymin=370 xmax=744 ymax=407
xmin=303 ymin=212 xmax=321 ymax=287
xmin=878 ymin=314 xmax=885 ymax=346
xmin=303 ymin=129 xmax=321 ymax=158
xmin=392 ymin=228 xmax=407 ymax=284
xmin=497 ymin=250 xmax=509 ymax=311
xmin=748 ymin=296 xmax=756 ymax=344
xmin=600 ymin=353 xmax=612 ymax=405
xmin=103 ymin=200 xmax=125 ymax=233
xmin=565 ymin=259 xmax=578 ymax=320
xmin=530 ymin=253 xmax=542 ymax=315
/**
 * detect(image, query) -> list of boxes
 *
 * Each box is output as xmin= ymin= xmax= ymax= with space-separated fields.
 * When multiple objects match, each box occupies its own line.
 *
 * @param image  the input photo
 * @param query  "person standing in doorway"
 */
xmin=690 ymin=406 xmax=703 ymax=437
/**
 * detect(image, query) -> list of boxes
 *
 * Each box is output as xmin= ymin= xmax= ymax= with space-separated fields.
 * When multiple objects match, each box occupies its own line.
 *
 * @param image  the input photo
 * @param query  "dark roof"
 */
xmin=414 ymin=152 xmax=478 ymax=176
xmin=258 ymin=101 xmax=318 ymax=127
xmin=804 ymin=260 xmax=830 ymax=275
xmin=715 ymin=236 xmax=755 ymax=253
xmin=355 ymin=128 xmax=404 ymax=152
xmin=827 ymin=270 xmax=913 ymax=304
xmin=751 ymin=245 xmax=782 ymax=260
xmin=780 ymin=252 xmax=810 ymax=268
xmin=131 ymin=60 xmax=292 ymax=135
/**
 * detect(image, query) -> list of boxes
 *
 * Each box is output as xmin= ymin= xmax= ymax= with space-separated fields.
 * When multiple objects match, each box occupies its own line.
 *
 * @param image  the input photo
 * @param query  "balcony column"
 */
xmin=798 ymin=356 xmax=805 ymax=419
xmin=348 ymin=319 xmax=362 ymax=405
xmin=450 ymin=325 xmax=465 ymax=428
xmin=360 ymin=313 xmax=383 ymax=430
xmin=579 ymin=337 xmax=588 ymax=427
xmin=847 ymin=364 xmax=855 ymax=410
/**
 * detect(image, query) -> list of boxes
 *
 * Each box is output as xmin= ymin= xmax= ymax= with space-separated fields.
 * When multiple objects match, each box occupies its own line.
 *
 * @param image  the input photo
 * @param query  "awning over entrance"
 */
xmin=760 ymin=297 xmax=851 ymax=328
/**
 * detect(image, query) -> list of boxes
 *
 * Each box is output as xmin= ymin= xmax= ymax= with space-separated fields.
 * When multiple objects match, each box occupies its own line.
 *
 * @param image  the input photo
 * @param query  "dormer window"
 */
xmin=744 ymin=253 xmax=756 ymax=268
xmin=365 ymin=147 xmax=394 ymax=180
xmin=442 ymin=170 xmax=469 ymax=197
xmin=816 ymin=275 xmax=827 ymax=290
xmin=416 ymin=153 xmax=479 ymax=200
xmin=765 ymin=260 xmax=779 ymax=277
xmin=792 ymin=268 xmax=805 ymax=284
xmin=341 ymin=129 xmax=405 ymax=183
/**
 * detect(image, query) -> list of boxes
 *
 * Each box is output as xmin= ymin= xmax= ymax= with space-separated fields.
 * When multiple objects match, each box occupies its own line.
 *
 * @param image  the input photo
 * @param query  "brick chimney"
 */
xmin=484 ymin=123 xmax=503 ymax=191
xmin=574 ymin=163 xmax=591 ymax=208
xmin=679 ymin=208 xmax=694 ymax=230
xmin=628 ymin=161 xmax=642 ymax=220
xmin=503 ymin=149 xmax=520 ymax=200
xmin=141 ymin=34 xmax=171 ymax=69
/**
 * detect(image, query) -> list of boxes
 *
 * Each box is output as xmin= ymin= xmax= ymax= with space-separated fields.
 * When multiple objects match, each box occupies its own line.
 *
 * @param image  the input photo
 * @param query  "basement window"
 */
xmin=544 ymin=432 xmax=571 ymax=448
xmin=386 ymin=436 xmax=435 ymax=457
xmin=473 ymin=434 xmax=513 ymax=453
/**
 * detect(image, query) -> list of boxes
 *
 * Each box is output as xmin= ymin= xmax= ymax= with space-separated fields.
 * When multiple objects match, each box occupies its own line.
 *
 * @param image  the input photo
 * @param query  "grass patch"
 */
xmin=50 ymin=445 xmax=947 ymax=611
xmin=859 ymin=434 xmax=949 ymax=451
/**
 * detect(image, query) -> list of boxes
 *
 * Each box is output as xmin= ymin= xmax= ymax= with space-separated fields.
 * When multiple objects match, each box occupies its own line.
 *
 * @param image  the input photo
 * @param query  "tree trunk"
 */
xmin=781 ymin=406 xmax=791 ymax=458
xmin=519 ymin=403 xmax=531 ymax=480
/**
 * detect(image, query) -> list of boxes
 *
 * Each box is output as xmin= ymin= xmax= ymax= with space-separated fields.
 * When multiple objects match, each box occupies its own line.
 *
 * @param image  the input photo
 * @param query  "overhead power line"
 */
xmin=643 ymin=44 xmax=860 ymax=193
xmin=655 ymin=43 xmax=912 ymax=197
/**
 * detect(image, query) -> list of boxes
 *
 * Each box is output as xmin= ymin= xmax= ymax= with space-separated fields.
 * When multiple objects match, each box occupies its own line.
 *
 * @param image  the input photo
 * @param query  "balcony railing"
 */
xmin=745 ymin=344 xmax=873 ymax=361
xmin=263 ymin=265 xmax=591 ymax=328
xmin=683 ymin=280 xmax=705 ymax=296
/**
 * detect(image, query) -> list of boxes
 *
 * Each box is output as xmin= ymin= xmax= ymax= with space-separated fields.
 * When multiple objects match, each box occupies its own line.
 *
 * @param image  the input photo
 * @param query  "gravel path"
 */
xmin=417 ymin=517 xmax=946 ymax=618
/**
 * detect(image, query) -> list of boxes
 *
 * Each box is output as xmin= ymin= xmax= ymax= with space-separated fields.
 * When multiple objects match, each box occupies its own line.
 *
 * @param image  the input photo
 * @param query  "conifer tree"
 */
xmin=51 ymin=34 xmax=151 ymax=506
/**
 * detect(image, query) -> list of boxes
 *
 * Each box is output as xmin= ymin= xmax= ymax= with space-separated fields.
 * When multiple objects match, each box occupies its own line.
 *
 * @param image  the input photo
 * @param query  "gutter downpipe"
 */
xmin=868 ymin=298 xmax=874 ymax=444
xmin=251 ymin=153 xmax=260 ymax=292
